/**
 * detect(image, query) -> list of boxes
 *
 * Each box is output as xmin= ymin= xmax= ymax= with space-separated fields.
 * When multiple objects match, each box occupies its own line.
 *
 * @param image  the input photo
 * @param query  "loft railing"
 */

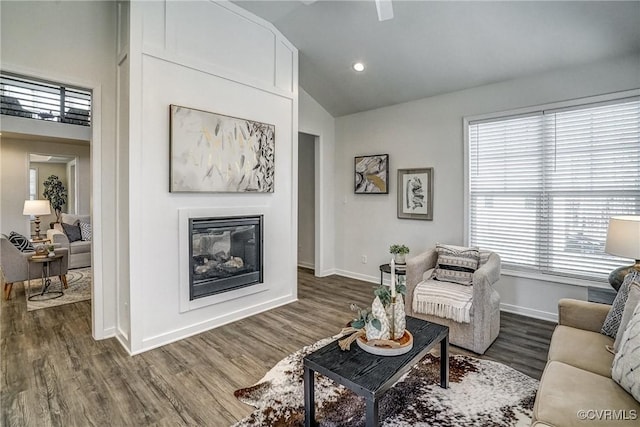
xmin=0 ymin=72 xmax=91 ymax=127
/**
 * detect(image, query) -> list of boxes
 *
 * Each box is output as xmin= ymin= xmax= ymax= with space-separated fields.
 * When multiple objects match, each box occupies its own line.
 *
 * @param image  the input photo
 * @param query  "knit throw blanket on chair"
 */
xmin=412 ymin=280 xmax=473 ymax=323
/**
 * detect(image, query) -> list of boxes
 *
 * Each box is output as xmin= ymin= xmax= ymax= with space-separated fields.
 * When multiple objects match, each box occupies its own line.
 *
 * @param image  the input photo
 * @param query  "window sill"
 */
xmin=501 ymin=269 xmax=610 ymax=290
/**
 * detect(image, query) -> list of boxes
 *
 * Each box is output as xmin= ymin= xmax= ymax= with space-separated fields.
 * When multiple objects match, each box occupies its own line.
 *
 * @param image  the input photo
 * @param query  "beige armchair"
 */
xmin=1 ymin=235 xmax=69 ymax=300
xmin=406 ymin=248 xmax=501 ymax=354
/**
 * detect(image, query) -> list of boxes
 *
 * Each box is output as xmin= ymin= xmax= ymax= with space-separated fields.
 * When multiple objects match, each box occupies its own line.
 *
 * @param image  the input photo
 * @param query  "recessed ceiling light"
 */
xmin=353 ymin=62 xmax=365 ymax=72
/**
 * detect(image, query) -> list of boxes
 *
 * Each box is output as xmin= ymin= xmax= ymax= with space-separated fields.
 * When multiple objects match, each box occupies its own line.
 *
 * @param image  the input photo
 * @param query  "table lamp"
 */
xmin=605 ymin=216 xmax=640 ymax=291
xmin=23 ymin=200 xmax=51 ymax=240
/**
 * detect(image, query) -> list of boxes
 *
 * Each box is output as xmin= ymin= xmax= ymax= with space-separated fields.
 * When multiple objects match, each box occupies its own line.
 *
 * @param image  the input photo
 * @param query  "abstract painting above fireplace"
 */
xmin=189 ymin=215 xmax=263 ymax=300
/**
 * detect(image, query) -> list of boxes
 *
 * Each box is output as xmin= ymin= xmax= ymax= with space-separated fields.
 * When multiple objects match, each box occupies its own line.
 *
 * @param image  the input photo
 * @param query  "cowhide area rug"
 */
xmin=234 ymin=337 xmax=538 ymax=427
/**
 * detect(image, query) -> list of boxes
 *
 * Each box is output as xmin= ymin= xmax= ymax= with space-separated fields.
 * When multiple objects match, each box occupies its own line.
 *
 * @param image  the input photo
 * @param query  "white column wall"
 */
xmin=124 ymin=1 xmax=298 ymax=353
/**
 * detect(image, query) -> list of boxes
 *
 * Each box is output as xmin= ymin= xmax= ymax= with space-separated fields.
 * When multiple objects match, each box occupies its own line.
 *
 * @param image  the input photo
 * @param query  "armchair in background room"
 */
xmin=406 ymin=245 xmax=501 ymax=354
xmin=1 ymin=235 xmax=69 ymax=300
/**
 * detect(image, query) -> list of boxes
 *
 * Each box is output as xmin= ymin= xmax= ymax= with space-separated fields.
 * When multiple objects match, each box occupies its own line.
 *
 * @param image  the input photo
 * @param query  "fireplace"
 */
xmin=189 ymin=215 xmax=263 ymax=300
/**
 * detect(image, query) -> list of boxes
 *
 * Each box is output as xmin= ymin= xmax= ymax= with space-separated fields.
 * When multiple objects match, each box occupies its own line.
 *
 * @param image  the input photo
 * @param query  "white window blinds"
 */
xmin=468 ymin=97 xmax=640 ymax=281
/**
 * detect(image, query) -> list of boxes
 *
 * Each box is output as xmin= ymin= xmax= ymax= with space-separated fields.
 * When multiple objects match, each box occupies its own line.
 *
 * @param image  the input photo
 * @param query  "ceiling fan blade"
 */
xmin=375 ymin=0 xmax=394 ymax=21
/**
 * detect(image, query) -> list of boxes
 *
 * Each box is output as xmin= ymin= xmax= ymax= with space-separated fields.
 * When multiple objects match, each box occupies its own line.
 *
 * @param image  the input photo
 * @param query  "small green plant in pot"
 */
xmin=389 ymin=244 xmax=410 ymax=264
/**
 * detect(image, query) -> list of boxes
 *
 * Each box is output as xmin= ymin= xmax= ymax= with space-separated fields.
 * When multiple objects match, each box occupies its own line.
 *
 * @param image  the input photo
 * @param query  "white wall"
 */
xmin=1 ymin=138 xmax=90 ymax=235
xmin=335 ymin=54 xmax=640 ymax=321
xmin=299 ymin=88 xmax=336 ymax=276
xmin=298 ymin=132 xmax=315 ymax=268
xmin=121 ymin=1 xmax=298 ymax=353
xmin=0 ymin=0 xmax=118 ymax=338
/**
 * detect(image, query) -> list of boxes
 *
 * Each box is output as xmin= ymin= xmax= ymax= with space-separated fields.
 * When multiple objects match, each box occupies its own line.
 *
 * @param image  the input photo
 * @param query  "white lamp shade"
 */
xmin=605 ymin=216 xmax=640 ymax=260
xmin=23 ymin=200 xmax=51 ymax=216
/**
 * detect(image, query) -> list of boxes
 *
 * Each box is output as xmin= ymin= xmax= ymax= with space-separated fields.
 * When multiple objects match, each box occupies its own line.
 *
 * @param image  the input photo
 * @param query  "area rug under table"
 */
xmin=26 ymin=267 xmax=91 ymax=311
xmin=234 ymin=337 xmax=538 ymax=427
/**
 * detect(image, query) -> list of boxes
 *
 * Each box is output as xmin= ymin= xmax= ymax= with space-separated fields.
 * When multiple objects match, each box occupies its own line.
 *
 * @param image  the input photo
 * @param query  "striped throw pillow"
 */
xmin=432 ymin=244 xmax=480 ymax=286
xmin=8 ymin=231 xmax=34 ymax=252
xmin=611 ymin=294 xmax=640 ymax=402
xmin=79 ymin=222 xmax=92 ymax=241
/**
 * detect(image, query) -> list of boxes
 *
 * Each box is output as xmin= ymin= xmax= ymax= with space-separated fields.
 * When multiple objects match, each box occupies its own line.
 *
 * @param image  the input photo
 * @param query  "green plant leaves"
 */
xmin=371 ymin=318 xmax=381 ymax=331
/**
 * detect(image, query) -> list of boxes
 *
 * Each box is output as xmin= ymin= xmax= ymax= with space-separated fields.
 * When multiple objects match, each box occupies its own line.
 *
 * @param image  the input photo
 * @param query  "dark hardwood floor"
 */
xmin=1 ymin=268 xmax=556 ymax=426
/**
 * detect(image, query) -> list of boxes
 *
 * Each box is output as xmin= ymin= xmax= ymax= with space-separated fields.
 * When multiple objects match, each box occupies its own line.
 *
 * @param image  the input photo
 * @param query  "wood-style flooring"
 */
xmin=1 ymin=268 xmax=556 ymax=426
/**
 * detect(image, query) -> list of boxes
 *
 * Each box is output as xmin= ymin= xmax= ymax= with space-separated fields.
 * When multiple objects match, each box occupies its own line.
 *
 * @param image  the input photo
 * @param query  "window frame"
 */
xmin=463 ymin=89 xmax=640 ymax=287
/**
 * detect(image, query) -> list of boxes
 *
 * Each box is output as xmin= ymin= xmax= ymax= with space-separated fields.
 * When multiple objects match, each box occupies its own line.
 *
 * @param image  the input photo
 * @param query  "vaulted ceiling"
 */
xmin=234 ymin=1 xmax=640 ymax=117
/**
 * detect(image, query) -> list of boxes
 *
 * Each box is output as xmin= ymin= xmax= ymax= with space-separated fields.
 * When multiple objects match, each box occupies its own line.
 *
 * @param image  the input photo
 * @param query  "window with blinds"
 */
xmin=468 ymin=97 xmax=640 ymax=281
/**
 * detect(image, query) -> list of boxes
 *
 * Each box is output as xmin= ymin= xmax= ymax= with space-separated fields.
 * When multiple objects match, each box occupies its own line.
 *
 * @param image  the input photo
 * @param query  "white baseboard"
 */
xmin=334 ymin=269 xmax=379 ymax=284
xmin=500 ymin=303 xmax=558 ymax=323
xmin=297 ymin=261 xmax=314 ymax=270
xmin=315 ymin=268 xmax=336 ymax=277
xmin=99 ymin=326 xmax=116 ymax=339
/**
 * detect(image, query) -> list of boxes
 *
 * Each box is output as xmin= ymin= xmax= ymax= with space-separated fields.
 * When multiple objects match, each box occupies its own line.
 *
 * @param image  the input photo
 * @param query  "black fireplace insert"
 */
xmin=189 ymin=215 xmax=263 ymax=300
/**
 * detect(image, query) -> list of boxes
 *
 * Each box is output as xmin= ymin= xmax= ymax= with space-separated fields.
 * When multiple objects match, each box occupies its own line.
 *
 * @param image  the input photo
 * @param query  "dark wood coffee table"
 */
xmin=303 ymin=316 xmax=449 ymax=427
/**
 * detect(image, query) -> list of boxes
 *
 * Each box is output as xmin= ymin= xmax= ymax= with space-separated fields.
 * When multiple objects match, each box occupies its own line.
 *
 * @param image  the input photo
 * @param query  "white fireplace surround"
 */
xmin=178 ymin=206 xmax=270 ymax=313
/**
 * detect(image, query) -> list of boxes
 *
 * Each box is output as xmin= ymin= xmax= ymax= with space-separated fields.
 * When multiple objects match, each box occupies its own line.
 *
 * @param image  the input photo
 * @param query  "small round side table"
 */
xmin=27 ymin=254 xmax=64 ymax=301
xmin=379 ymin=263 xmax=407 ymax=286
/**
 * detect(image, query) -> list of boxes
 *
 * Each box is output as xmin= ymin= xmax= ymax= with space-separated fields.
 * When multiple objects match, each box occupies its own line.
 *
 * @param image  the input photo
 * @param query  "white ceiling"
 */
xmin=234 ymin=1 xmax=640 ymax=117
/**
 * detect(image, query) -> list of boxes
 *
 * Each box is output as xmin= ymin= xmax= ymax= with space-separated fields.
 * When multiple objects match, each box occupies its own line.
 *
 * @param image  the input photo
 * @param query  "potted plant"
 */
xmin=389 ymin=244 xmax=410 ymax=264
xmin=42 ymin=175 xmax=68 ymax=224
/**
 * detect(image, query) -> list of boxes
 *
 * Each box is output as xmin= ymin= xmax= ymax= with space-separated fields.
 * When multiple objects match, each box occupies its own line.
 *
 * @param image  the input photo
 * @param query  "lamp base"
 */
xmin=34 ymin=215 xmax=42 ymax=240
xmin=609 ymin=260 xmax=640 ymax=292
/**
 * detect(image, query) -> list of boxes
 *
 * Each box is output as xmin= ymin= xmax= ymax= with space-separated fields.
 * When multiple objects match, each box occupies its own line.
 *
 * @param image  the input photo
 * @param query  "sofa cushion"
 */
xmin=548 ymin=325 xmax=614 ymax=378
xmin=602 ymin=271 xmax=640 ymax=338
xmin=8 ymin=231 xmax=33 ymax=252
xmin=61 ymin=222 xmax=82 ymax=243
xmin=533 ymin=361 xmax=640 ymax=426
xmin=432 ymin=244 xmax=479 ymax=286
xmin=70 ymin=240 xmax=91 ymax=255
xmin=612 ymin=298 xmax=640 ymax=403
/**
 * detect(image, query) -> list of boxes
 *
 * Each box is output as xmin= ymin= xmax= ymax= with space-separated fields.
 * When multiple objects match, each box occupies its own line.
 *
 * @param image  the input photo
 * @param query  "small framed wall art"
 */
xmin=170 ymin=105 xmax=275 ymax=193
xmin=397 ymin=168 xmax=433 ymax=220
xmin=354 ymin=154 xmax=389 ymax=194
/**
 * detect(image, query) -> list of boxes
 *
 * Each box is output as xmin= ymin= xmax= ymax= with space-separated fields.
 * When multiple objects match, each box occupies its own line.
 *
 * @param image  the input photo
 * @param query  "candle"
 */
xmin=390 ymin=258 xmax=396 ymax=298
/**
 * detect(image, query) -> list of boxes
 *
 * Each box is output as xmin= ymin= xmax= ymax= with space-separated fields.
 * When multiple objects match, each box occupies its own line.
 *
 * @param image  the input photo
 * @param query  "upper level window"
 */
xmin=0 ymin=72 xmax=91 ymax=126
xmin=467 ymin=95 xmax=640 ymax=282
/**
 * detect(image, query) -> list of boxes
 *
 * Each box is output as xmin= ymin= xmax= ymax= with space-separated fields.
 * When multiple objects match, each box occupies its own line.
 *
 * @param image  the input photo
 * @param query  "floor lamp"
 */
xmin=605 ymin=216 xmax=640 ymax=291
xmin=23 ymin=200 xmax=51 ymax=240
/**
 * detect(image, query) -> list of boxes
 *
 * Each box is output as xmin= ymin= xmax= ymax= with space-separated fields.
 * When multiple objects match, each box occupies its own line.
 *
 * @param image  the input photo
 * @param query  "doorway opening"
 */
xmin=298 ymin=132 xmax=316 ymax=273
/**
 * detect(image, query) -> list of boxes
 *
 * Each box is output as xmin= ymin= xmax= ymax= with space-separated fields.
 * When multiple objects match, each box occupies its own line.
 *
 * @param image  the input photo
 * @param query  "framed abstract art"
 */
xmin=170 ymin=105 xmax=275 ymax=193
xmin=397 ymin=168 xmax=433 ymax=220
xmin=354 ymin=154 xmax=389 ymax=194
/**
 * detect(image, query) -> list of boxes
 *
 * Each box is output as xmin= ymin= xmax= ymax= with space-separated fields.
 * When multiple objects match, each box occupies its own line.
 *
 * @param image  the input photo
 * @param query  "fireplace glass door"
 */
xmin=189 ymin=215 xmax=263 ymax=300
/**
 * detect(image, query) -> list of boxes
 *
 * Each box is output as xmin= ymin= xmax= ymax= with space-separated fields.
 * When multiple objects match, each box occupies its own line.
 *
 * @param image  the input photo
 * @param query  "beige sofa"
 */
xmin=532 ymin=299 xmax=640 ymax=426
xmin=47 ymin=213 xmax=91 ymax=269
